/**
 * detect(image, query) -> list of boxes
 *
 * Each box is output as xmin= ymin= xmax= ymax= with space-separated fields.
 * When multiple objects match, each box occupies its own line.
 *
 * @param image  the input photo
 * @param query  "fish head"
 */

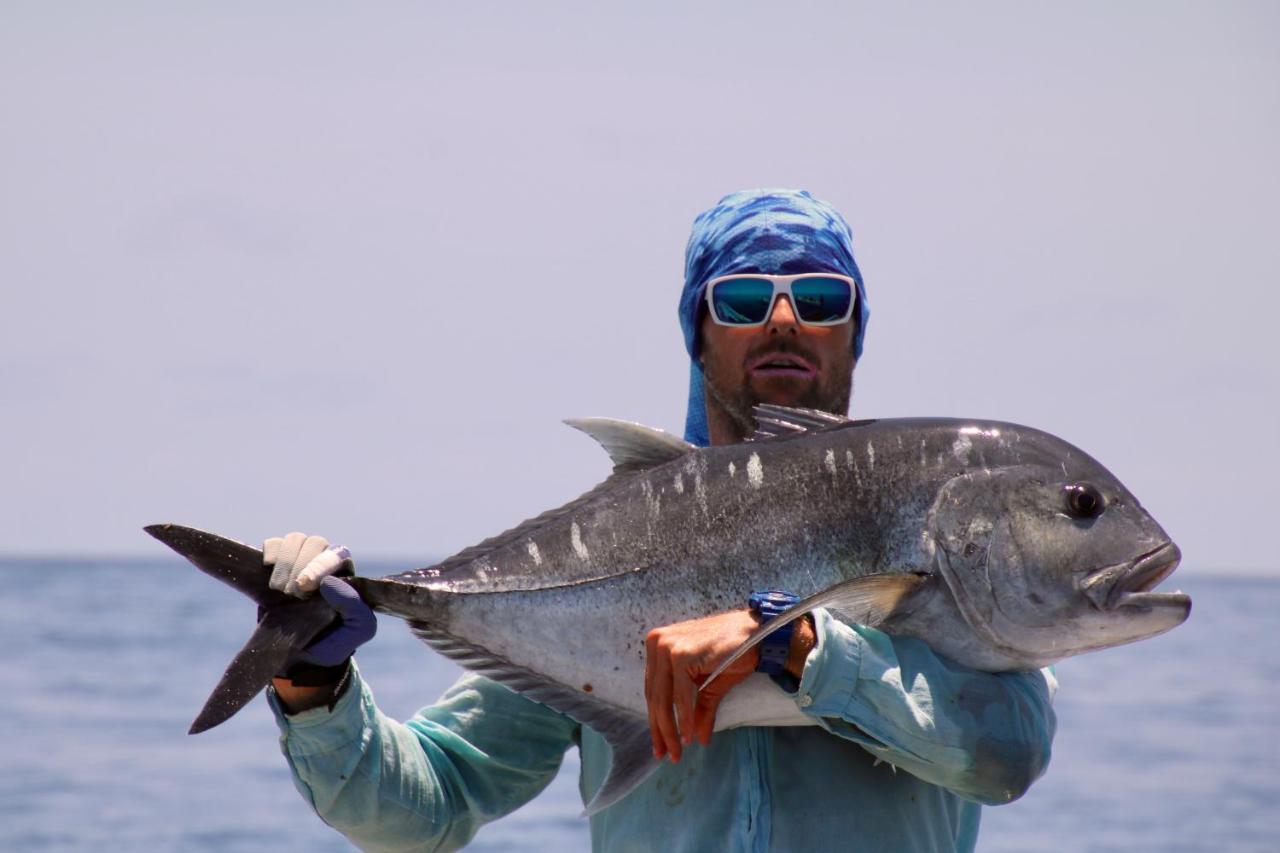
xmin=928 ymin=438 xmax=1190 ymax=668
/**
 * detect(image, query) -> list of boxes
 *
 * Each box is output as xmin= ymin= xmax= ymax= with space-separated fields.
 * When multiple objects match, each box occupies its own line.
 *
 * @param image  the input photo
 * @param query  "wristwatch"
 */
xmin=748 ymin=589 xmax=801 ymax=676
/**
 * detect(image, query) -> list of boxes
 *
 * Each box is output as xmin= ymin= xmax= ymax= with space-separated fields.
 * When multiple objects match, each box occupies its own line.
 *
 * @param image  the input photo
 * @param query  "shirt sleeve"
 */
xmin=794 ymin=609 xmax=1058 ymax=806
xmin=269 ymin=663 xmax=579 ymax=853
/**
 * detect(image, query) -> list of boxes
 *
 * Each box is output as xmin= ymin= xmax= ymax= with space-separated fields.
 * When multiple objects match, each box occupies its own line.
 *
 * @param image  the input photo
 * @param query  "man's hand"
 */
xmin=643 ymin=609 xmax=815 ymax=762
xmin=266 ymin=531 xmax=352 ymax=597
xmin=261 ymin=532 xmax=377 ymax=713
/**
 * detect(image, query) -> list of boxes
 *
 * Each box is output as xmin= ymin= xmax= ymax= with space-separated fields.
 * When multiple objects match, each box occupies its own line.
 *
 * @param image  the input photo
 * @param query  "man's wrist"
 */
xmin=272 ymin=661 xmax=353 ymax=714
xmin=784 ymin=614 xmax=816 ymax=680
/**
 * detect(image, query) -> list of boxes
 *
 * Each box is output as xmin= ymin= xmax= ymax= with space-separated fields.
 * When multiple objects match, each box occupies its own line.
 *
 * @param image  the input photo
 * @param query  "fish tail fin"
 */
xmin=699 ymin=572 xmax=930 ymax=696
xmin=145 ymin=524 xmax=335 ymax=733
xmin=144 ymin=523 xmax=275 ymax=603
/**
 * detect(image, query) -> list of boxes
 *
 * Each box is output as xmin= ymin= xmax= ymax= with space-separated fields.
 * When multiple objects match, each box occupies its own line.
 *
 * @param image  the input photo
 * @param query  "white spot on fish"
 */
xmin=920 ymin=439 xmax=928 ymax=466
xmin=674 ymin=473 xmax=684 ymax=494
xmin=571 ymin=522 xmax=590 ymax=561
xmin=867 ymin=442 xmax=875 ymax=469
xmin=728 ymin=461 xmax=736 ymax=477
xmin=525 ymin=541 xmax=542 ymax=566
xmin=641 ymin=478 xmax=661 ymax=519
xmin=824 ymin=449 xmax=837 ymax=477
xmin=952 ymin=433 xmax=973 ymax=460
xmin=747 ymin=453 xmax=764 ymax=489
xmin=845 ymin=449 xmax=855 ymax=470
xmin=695 ymin=472 xmax=708 ymax=515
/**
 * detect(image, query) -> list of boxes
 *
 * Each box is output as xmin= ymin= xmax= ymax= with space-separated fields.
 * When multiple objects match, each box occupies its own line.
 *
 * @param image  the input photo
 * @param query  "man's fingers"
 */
xmin=653 ymin=657 xmax=681 ymax=762
xmin=304 ymin=577 xmax=378 ymax=665
xmin=643 ymin=633 xmax=664 ymax=759
xmin=645 ymin=634 xmax=682 ymax=763
xmin=672 ymin=662 xmax=698 ymax=747
xmin=289 ymin=536 xmax=330 ymax=592
xmin=294 ymin=545 xmax=352 ymax=594
xmin=267 ymin=533 xmax=333 ymax=596
xmin=694 ymin=691 xmax=722 ymax=746
xmin=268 ymin=531 xmax=307 ymax=591
xmin=290 ymin=544 xmax=350 ymax=595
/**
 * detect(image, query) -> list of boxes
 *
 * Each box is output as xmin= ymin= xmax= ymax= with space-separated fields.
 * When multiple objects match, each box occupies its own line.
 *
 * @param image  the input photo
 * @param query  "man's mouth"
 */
xmin=748 ymin=352 xmax=817 ymax=380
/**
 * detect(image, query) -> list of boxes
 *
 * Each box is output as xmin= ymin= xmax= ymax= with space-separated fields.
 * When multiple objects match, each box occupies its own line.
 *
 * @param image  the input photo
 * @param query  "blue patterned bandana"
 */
xmin=678 ymin=189 xmax=870 ymax=446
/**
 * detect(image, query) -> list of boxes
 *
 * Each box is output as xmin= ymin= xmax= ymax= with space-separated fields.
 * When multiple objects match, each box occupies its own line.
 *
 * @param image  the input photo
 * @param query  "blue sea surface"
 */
xmin=1 ymin=558 xmax=1275 ymax=852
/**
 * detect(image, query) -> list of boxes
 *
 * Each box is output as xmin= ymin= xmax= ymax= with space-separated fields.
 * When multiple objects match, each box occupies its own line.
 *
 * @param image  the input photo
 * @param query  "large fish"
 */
xmin=147 ymin=405 xmax=1190 ymax=813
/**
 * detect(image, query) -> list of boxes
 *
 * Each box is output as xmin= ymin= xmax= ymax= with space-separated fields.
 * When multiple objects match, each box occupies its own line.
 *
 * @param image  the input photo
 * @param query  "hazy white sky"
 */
xmin=3 ymin=3 xmax=1277 ymax=573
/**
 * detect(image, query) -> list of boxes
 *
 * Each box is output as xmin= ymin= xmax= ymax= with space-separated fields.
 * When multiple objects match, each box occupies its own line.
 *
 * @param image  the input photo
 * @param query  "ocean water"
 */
xmin=1 ymin=558 xmax=1275 ymax=852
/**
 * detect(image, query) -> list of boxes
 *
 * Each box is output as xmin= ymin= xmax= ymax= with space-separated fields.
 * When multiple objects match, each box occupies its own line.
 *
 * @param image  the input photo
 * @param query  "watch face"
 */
xmin=750 ymin=589 xmax=800 ymax=618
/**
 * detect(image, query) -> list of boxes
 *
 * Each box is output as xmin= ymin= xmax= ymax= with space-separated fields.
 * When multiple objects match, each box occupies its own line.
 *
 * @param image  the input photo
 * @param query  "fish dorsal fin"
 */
xmin=749 ymin=404 xmax=865 ymax=442
xmin=564 ymin=417 xmax=695 ymax=473
xmin=416 ymin=419 xmax=686 ymax=588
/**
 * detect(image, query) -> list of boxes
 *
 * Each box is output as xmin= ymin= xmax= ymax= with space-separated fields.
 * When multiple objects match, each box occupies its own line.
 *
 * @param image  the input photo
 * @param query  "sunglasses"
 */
xmin=704 ymin=273 xmax=857 ymax=327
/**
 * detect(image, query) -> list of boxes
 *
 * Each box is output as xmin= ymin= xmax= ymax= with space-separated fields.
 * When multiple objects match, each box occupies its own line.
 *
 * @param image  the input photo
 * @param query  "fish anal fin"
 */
xmin=699 ymin=573 xmax=930 ymax=695
xmin=581 ymin=723 xmax=660 ymax=816
xmin=410 ymin=623 xmax=658 ymax=813
xmin=564 ymin=417 xmax=695 ymax=473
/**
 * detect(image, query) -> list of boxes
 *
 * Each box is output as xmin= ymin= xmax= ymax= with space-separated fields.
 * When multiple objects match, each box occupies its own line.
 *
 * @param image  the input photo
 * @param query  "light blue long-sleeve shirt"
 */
xmin=270 ymin=608 xmax=1056 ymax=852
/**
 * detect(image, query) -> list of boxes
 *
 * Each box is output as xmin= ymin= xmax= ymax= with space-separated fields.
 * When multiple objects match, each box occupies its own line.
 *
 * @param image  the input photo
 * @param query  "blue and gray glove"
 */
xmin=263 ymin=533 xmax=377 ymax=683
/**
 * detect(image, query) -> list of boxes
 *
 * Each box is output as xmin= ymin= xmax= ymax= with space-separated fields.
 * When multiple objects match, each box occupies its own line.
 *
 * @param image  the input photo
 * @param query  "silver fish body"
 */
xmin=148 ymin=405 xmax=1190 ymax=812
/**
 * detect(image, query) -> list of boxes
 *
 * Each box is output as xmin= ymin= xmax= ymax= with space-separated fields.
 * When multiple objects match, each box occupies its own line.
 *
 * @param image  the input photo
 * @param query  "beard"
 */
xmin=702 ymin=341 xmax=854 ymax=443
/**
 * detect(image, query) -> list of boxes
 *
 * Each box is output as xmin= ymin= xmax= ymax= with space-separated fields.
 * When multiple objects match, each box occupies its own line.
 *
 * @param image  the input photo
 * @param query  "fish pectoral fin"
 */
xmin=564 ymin=417 xmax=695 ymax=472
xmin=698 ymin=573 xmax=930 ymax=696
xmin=189 ymin=599 xmax=334 ymax=734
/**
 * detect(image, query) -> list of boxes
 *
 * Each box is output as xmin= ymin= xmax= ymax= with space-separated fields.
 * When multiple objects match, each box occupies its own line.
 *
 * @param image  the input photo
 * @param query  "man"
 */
xmin=265 ymin=189 xmax=1057 ymax=852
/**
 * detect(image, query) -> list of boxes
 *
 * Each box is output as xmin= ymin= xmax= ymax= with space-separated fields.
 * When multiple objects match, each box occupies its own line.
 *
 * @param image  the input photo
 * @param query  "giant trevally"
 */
xmin=146 ymin=405 xmax=1190 ymax=813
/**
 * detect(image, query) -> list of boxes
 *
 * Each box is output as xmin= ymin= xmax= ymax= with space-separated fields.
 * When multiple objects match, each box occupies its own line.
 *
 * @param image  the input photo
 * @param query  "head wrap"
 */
xmin=678 ymin=189 xmax=870 ymax=446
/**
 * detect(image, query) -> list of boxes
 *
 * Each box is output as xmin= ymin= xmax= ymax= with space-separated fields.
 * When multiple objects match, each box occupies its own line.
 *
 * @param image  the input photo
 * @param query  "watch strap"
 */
xmin=748 ymin=589 xmax=800 ymax=676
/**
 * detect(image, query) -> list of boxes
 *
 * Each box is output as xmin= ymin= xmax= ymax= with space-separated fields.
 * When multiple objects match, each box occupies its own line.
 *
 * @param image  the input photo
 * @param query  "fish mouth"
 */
xmin=1081 ymin=542 xmax=1189 ymax=612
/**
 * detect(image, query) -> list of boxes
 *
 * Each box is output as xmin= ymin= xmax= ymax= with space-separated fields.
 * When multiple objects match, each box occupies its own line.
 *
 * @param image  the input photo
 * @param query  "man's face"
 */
xmin=699 ymin=289 xmax=856 ymax=438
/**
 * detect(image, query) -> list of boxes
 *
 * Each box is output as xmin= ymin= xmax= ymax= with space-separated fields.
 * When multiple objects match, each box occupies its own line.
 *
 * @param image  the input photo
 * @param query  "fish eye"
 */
xmin=1064 ymin=483 xmax=1105 ymax=519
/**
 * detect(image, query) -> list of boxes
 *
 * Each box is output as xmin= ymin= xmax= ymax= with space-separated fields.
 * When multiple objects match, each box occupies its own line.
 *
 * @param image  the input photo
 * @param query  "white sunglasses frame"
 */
xmin=703 ymin=273 xmax=858 ymax=328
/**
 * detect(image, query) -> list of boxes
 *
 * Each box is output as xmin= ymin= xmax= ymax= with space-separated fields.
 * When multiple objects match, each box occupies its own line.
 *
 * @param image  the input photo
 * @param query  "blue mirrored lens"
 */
xmin=710 ymin=278 xmax=774 ymax=324
xmin=791 ymin=277 xmax=852 ymax=324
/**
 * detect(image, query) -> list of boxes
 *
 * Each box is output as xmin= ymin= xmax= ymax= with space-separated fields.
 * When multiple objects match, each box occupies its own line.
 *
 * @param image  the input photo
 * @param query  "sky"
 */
xmin=2 ymin=2 xmax=1277 ymax=573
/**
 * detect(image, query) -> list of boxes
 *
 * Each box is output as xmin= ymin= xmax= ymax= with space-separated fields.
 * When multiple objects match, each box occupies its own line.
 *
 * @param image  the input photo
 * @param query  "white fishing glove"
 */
xmin=264 ymin=532 xmax=353 ymax=597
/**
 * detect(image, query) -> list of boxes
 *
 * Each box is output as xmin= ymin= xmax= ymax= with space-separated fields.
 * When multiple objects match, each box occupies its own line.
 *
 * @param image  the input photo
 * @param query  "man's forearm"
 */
xmin=797 ymin=611 xmax=1057 ymax=804
xmin=272 ymin=666 xmax=578 ymax=851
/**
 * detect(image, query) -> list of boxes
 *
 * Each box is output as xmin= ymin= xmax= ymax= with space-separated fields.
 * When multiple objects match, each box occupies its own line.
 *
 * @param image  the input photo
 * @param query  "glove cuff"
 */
xmin=281 ymin=659 xmax=350 ymax=687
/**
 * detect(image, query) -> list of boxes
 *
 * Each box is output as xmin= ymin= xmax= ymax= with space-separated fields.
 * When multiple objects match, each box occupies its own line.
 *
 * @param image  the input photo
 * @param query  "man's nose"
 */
xmin=767 ymin=295 xmax=799 ymax=332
